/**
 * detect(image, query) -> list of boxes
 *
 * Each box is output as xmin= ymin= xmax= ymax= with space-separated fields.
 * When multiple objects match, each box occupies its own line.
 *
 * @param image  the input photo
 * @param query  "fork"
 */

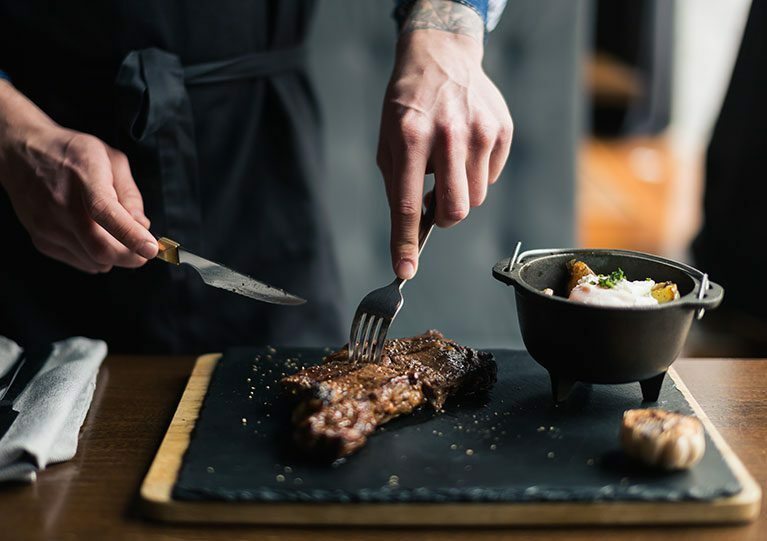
xmin=348 ymin=195 xmax=437 ymax=364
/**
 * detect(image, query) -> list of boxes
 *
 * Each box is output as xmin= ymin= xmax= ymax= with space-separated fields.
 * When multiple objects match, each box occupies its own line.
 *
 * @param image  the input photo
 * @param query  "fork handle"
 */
xmin=417 ymin=193 xmax=437 ymax=255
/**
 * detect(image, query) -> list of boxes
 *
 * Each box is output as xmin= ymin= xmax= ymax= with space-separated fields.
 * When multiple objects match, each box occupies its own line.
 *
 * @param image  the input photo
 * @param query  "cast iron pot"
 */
xmin=492 ymin=247 xmax=724 ymax=402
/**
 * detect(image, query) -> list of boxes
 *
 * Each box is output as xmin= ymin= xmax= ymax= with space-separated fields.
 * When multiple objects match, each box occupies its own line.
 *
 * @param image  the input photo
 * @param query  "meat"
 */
xmin=281 ymin=330 xmax=496 ymax=459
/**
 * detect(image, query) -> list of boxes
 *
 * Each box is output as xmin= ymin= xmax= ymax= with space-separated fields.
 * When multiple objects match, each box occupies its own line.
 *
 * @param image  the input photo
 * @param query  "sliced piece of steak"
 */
xmin=281 ymin=330 xmax=496 ymax=459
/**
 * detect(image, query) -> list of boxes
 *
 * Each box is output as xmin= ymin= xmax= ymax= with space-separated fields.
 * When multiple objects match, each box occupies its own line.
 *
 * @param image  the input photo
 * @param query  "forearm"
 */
xmin=0 ymin=80 xmax=55 ymax=143
xmin=393 ymin=0 xmax=485 ymax=106
xmin=0 ymin=81 xmax=59 ymax=188
xmin=400 ymin=0 xmax=485 ymax=44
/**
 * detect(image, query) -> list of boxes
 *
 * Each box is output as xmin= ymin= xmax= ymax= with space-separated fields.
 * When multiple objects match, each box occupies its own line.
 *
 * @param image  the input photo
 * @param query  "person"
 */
xmin=692 ymin=0 xmax=767 ymax=356
xmin=0 ymin=0 xmax=512 ymax=353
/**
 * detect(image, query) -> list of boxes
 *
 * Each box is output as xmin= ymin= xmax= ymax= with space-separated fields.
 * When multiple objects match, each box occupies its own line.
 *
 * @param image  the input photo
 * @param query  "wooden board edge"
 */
xmin=139 ymin=358 xmax=762 ymax=526
xmin=140 ymin=353 xmax=220 ymax=514
xmin=133 ymin=499 xmax=761 ymax=526
xmin=667 ymin=366 xmax=762 ymax=520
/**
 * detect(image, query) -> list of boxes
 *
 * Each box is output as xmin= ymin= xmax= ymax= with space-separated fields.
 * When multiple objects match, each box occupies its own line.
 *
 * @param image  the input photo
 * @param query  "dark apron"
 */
xmin=0 ymin=1 xmax=344 ymax=353
xmin=693 ymin=0 xmax=767 ymax=319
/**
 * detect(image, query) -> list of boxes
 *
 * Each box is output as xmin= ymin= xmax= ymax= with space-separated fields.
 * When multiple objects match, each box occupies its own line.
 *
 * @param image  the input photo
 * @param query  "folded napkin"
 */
xmin=0 ymin=336 xmax=106 ymax=483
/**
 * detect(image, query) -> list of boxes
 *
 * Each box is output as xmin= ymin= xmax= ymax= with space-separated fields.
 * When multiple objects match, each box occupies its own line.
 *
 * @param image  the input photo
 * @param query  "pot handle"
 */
xmin=680 ymin=275 xmax=724 ymax=320
xmin=493 ymin=243 xmax=588 ymax=285
xmin=493 ymin=243 xmax=577 ymax=285
xmin=492 ymin=242 xmax=524 ymax=286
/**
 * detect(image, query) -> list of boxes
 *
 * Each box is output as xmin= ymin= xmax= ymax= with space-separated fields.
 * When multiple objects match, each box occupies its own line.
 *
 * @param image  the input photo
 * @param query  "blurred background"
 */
xmin=306 ymin=0 xmax=758 ymax=354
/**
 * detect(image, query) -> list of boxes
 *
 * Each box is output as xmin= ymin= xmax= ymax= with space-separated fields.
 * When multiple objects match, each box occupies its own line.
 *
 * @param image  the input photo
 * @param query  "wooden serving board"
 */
xmin=140 ymin=350 xmax=761 ymax=526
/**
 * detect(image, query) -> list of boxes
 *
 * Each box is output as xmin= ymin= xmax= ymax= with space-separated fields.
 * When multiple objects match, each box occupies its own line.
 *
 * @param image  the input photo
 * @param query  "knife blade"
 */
xmin=0 ymin=344 xmax=52 ymax=441
xmin=155 ymin=237 xmax=306 ymax=305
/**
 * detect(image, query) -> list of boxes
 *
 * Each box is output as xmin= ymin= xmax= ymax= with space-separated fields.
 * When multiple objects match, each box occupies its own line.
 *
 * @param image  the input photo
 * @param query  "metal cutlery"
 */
xmin=347 ymin=195 xmax=437 ymax=364
xmin=155 ymin=237 xmax=306 ymax=305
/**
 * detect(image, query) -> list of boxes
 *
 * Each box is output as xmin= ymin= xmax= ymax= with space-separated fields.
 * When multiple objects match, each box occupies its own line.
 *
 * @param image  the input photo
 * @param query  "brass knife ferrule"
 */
xmin=156 ymin=237 xmax=180 ymax=265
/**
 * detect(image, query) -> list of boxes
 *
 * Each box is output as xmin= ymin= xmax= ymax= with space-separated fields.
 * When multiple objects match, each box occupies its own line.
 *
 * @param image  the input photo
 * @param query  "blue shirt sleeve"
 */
xmin=393 ymin=0 xmax=507 ymax=33
xmin=0 ymin=69 xmax=11 ymax=82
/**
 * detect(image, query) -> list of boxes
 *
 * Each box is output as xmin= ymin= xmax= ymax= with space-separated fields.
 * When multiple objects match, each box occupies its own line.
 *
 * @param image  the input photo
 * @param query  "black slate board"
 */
xmin=172 ymin=348 xmax=741 ymax=503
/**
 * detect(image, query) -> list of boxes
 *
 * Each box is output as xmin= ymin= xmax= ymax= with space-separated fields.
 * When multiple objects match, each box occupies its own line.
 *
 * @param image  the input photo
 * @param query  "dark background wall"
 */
xmin=307 ymin=0 xmax=587 ymax=347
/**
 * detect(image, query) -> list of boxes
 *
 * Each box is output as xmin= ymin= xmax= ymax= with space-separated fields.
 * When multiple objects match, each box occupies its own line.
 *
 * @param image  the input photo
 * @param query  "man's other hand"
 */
xmin=0 ymin=81 xmax=158 ymax=273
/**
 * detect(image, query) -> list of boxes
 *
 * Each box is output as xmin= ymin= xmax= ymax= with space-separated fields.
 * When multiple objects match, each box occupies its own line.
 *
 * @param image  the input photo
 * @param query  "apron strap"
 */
xmin=184 ymin=47 xmax=306 ymax=85
xmin=114 ymin=46 xmax=306 ymax=252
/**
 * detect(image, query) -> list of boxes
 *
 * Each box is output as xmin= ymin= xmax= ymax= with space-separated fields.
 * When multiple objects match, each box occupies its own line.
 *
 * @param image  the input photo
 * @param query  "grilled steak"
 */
xmin=281 ymin=330 xmax=496 ymax=458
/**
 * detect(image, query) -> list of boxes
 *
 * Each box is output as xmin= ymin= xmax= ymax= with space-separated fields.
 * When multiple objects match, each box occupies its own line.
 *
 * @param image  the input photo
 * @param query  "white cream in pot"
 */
xmin=568 ymin=273 xmax=659 ymax=307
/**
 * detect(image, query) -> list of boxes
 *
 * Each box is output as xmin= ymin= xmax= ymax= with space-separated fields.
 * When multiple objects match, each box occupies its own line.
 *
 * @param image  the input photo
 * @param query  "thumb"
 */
xmin=80 ymin=153 xmax=157 ymax=260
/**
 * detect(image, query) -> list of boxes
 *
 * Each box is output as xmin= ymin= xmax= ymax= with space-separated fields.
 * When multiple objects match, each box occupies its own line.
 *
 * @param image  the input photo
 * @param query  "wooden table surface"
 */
xmin=1 ymin=356 xmax=765 ymax=541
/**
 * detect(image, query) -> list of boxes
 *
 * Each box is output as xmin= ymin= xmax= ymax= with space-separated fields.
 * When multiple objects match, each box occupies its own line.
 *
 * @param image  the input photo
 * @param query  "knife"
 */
xmin=155 ymin=237 xmax=306 ymax=305
xmin=0 ymin=344 xmax=52 ymax=441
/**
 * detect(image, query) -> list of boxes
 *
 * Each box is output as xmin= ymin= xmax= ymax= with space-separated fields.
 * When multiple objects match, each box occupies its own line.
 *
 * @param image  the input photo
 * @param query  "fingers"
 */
xmin=68 ymin=148 xmax=150 ymax=268
xmin=467 ymin=128 xmax=492 ymax=208
xmin=13 ymin=130 xmax=156 ymax=273
xmin=389 ymin=141 xmax=428 ymax=280
xmin=432 ymin=114 xmax=508 ymax=226
xmin=379 ymin=76 xmax=512 ymax=279
xmin=30 ymin=232 xmax=109 ymax=274
xmin=108 ymin=147 xmax=150 ymax=229
xmin=433 ymin=127 xmax=470 ymax=228
xmin=73 ymin=214 xmax=149 ymax=269
xmin=376 ymin=137 xmax=394 ymax=205
xmin=489 ymin=114 xmax=513 ymax=185
xmin=79 ymin=152 xmax=158 ymax=261
xmin=40 ymin=244 xmax=100 ymax=274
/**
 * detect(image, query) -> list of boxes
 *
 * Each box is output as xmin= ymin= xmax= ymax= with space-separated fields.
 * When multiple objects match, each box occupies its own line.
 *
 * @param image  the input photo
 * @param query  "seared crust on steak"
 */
xmin=281 ymin=330 xmax=496 ymax=458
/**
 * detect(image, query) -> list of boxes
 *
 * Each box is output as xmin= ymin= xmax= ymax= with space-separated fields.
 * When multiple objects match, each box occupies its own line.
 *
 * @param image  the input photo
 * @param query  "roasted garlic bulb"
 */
xmin=620 ymin=409 xmax=705 ymax=470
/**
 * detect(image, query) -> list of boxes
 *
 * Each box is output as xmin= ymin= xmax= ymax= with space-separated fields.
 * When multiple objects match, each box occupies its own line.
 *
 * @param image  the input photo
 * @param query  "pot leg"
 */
xmin=550 ymin=373 xmax=576 ymax=402
xmin=639 ymin=372 xmax=666 ymax=402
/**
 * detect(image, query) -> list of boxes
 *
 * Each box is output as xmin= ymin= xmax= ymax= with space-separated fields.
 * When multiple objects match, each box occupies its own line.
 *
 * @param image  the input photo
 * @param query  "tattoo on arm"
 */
xmin=401 ymin=0 xmax=484 ymax=42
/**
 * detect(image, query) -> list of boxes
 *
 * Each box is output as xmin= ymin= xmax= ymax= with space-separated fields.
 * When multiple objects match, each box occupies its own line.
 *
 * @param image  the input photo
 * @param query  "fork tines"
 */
xmin=347 ymin=195 xmax=436 ymax=365
xmin=349 ymin=310 xmax=390 ymax=364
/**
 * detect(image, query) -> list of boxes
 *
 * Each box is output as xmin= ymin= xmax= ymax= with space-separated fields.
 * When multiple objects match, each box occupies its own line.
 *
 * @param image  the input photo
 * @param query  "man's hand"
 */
xmin=378 ymin=0 xmax=513 ymax=279
xmin=0 ymin=81 xmax=158 ymax=273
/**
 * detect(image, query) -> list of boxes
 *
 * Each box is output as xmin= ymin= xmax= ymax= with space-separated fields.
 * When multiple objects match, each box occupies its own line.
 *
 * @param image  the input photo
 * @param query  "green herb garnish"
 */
xmin=597 ymin=268 xmax=626 ymax=289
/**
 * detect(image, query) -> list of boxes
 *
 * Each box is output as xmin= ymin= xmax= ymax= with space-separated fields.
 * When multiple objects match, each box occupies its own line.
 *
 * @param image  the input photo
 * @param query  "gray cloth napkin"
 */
xmin=0 ymin=336 xmax=106 ymax=483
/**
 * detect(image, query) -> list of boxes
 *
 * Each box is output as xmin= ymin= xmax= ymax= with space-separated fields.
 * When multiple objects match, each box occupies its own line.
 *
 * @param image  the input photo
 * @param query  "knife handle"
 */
xmin=156 ymin=237 xmax=181 ymax=265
